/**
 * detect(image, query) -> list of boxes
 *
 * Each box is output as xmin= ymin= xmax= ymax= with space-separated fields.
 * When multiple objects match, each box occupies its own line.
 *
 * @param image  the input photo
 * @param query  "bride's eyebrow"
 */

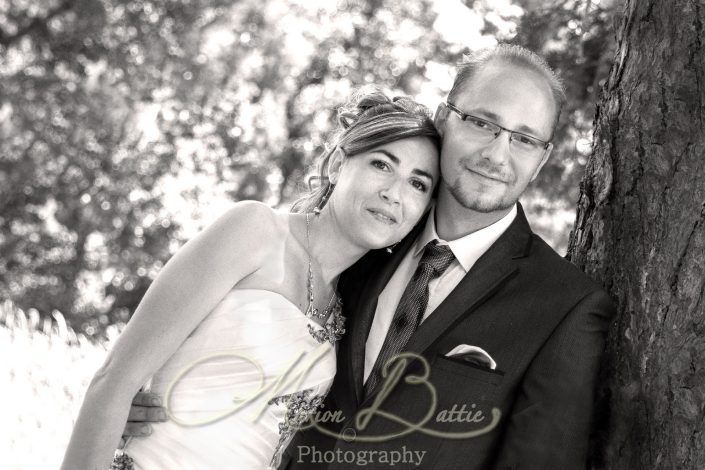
xmin=412 ymin=168 xmax=434 ymax=182
xmin=371 ymin=149 xmax=399 ymax=163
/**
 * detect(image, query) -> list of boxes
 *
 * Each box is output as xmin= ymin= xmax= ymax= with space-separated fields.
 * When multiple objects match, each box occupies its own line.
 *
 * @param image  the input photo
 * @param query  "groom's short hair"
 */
xmin=448 ymin=44 xmax=566 ymax=132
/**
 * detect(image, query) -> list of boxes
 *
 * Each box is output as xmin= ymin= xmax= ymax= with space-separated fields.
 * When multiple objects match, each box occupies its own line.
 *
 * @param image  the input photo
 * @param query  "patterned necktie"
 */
xmin=364 ymin=241 xmax=455 ymax=398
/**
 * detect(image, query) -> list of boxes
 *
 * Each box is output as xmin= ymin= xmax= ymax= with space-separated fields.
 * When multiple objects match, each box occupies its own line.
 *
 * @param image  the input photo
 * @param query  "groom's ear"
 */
xmin=327 ymin=147 xmax=346 ymax=185
xmin=434 ymin=103 xmax=449 ymax=138
xmin=530 ymin=143 xmax=553 ymax=182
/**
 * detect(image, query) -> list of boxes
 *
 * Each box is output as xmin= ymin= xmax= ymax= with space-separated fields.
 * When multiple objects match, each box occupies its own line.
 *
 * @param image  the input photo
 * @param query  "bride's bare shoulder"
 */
xmin=222 ymin=200 xmax=275 ymax=222
xmin=215 ymin=200 xmax=288 ymax=247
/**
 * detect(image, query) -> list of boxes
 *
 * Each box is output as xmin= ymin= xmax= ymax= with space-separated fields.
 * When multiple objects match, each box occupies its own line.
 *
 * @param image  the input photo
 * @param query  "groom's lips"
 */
xmin=466 ymin=166 xmax=509 ymax=183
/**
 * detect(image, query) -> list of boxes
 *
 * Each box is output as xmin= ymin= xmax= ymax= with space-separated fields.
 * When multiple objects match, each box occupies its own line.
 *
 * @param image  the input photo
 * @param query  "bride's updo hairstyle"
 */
xmin=292 ymin=87 xmax=440 ymax=213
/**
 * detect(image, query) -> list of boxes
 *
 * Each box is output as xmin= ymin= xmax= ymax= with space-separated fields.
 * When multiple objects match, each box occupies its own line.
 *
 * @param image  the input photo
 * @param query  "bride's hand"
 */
xmin=119 ymin=391 xmax=167 ymax=447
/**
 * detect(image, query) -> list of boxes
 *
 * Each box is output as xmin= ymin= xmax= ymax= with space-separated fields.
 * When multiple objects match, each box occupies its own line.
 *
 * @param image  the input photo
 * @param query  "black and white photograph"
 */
xmin=1 ymin=0 xmax=703 ymax=468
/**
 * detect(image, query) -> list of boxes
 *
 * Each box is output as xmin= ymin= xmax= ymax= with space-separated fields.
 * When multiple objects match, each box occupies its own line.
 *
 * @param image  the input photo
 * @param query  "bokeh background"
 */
xmin=1 ymin=0 xmax=619 ymax=466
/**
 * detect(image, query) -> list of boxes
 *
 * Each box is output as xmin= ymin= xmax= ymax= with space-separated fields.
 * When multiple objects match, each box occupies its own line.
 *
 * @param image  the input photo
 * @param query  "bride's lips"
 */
xmin=366 ymin=207 xmax=398 ymax=225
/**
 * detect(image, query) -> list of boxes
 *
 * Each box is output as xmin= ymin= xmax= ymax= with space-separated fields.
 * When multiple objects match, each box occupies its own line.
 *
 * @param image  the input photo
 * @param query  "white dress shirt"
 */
xmin=363 ymin=204 xmax=518 ymax=382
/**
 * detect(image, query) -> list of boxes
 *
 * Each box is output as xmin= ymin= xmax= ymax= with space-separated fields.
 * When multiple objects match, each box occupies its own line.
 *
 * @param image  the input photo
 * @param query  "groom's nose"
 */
xmin=479 ymin=131 xmax=512 ymax=166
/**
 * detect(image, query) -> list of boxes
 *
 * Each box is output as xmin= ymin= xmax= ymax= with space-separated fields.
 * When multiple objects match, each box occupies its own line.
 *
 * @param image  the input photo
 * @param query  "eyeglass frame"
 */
xmin=444 ymin=101 xmax=552 ymax=152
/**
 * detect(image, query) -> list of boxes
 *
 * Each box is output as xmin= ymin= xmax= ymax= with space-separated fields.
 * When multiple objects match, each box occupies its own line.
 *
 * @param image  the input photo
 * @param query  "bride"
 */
xmin=61 ymin=88 xmax=440 ymax=470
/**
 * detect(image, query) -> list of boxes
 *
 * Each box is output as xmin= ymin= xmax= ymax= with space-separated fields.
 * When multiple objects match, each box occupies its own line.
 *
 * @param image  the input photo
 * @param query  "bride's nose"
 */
xmin=379 ymin=178 xmax=401 ymax=205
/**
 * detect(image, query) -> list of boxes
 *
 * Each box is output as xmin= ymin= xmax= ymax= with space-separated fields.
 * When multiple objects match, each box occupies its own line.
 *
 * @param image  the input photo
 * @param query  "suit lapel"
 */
xmin=347 ymin=205 xmax=534 ymax=405
xmin=404 ymin=205 xmax=533 ymax=356
xmin=347 ymin=215 xmax=429 ymax=404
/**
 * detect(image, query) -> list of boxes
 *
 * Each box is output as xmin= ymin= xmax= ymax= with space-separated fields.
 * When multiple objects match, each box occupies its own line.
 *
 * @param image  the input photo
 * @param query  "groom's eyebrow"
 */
xmin=373 ymin=149 xmax=434 ymax=181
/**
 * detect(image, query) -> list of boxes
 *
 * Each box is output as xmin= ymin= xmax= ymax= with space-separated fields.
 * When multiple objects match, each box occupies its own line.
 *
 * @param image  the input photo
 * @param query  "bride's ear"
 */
xmin=327 ymin=147 xmax=346 ymax=185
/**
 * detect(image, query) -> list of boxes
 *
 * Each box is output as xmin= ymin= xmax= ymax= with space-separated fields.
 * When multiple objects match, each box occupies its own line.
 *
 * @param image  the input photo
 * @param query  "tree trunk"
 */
xmin=567 ymin=0 xmax=705 ymax=468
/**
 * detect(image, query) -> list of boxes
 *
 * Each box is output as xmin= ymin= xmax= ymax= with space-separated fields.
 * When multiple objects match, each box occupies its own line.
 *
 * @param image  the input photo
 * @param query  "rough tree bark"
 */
xmin=567 ymin=0 xmax=705 ymax=468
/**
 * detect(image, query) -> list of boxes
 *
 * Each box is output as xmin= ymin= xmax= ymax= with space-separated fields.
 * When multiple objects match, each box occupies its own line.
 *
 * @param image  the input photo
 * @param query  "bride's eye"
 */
xmin=410 ymin=179 xmax=428 ymax=192
xmin=371 ymin=159 xmax=390 ymax=171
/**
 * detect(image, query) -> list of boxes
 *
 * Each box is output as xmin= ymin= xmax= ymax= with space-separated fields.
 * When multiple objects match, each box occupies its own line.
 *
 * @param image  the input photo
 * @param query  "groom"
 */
xmin=127 ymin=45 xmax=615 ymax=469
xmin=278 ymin=44 xmax=615 ymax=469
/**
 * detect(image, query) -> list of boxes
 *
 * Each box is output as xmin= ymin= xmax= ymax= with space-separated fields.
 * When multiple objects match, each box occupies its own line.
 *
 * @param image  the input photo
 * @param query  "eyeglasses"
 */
xmin=445 ymin=102 xmax=552 ymax=158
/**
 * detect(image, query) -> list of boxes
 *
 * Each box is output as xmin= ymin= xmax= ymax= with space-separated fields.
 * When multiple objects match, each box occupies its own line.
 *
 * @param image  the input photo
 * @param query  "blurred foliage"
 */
xmin=0 ymin=0 xmax=620 ymax=337
xmin=513 ymin=0 xmax=619 ymax=240
xmin=0 ymin=299 xmax=115 ymax=467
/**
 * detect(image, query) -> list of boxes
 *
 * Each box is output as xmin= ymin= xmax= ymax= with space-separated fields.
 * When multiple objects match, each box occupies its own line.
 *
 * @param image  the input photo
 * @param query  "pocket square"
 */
xmin=445 ymin=344 xmax=497 ymax=370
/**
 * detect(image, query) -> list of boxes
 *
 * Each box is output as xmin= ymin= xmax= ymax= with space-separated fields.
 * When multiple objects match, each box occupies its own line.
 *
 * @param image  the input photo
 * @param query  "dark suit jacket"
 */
xmin=279 ymin=204 xmax=615 ymax=470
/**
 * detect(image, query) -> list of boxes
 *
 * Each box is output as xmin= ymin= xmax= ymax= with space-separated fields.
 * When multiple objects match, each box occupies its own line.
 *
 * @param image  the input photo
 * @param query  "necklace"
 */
xmin=304 ymin=212 xmax=339 ymax=320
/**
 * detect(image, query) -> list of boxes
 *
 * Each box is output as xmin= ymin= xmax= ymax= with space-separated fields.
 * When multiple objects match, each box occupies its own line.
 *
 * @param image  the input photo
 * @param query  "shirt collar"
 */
xmin=413 ymin=203 xmax=518 ymax=272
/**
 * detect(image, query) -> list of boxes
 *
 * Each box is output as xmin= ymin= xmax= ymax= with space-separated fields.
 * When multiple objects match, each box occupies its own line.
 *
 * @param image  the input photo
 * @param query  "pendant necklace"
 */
xmin=304 ymin=212 xmax=338 ymax=321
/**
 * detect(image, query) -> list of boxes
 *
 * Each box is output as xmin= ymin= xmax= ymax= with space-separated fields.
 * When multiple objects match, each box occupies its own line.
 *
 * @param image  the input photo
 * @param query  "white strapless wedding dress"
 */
xmin=116 ymin=288 xmax=344 ymax=470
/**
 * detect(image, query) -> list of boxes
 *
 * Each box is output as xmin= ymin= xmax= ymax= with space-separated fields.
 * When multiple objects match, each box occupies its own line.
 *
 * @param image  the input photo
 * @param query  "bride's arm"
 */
xmin=60 ymin=201 xmax=277 ymax=470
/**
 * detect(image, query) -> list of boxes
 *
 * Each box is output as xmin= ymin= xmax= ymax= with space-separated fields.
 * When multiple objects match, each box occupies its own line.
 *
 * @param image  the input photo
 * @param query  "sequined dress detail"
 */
xmin=114 ymin=288 xmax=343 ymax=470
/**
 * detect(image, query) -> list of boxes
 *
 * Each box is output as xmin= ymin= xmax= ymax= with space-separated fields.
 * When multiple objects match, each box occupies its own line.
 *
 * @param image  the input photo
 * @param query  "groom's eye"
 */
xmin=467 ymin=117 xmax=491 ymax=129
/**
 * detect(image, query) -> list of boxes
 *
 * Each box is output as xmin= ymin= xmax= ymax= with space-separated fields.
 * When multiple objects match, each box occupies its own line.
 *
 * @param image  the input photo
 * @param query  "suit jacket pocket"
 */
xmin=433 ymin=354 xmax=504 ymax=386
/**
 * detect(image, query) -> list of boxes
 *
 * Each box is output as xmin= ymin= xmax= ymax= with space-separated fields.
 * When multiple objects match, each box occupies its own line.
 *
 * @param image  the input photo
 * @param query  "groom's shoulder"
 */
xmin=343 ymin=248 xmax=389 ymax=281
xmin=524 ymin=232 xmax=606 ymax=295
xmin=518 ymin=231 xmax=617 ymax=335
xmin=337 ymin=248 xmax=388 ymax=305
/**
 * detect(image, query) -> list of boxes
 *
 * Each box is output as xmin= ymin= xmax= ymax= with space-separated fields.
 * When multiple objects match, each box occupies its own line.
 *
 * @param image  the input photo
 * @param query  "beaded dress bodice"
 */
xmin=115 ymin=288 xmax=344 ymax=470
